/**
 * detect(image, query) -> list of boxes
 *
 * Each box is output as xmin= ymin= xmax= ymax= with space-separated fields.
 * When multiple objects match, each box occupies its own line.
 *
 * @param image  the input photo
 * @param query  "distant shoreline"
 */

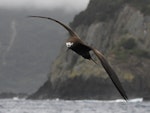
xmin=0 ymin=92 xmax=28 ymax=99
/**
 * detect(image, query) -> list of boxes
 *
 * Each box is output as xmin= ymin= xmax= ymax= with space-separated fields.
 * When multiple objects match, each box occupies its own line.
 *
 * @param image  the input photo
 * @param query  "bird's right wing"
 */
xmin=92 ymin=48 xmax=128 ymax=100
xmin=28 ymin=16 xmax=79 ymax=38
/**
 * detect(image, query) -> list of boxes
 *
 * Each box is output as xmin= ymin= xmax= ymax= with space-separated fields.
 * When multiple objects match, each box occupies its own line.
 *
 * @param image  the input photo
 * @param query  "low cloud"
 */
xmin=0 ymin=0 xmax=89 ymax=12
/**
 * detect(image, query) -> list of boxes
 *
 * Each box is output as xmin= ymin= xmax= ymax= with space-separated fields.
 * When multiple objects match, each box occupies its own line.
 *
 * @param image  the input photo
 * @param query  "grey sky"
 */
xmin=0 ymin=0 xmax=90 ymax=12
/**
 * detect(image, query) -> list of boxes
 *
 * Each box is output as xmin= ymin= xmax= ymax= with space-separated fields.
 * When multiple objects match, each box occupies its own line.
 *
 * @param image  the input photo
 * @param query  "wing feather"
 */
xmin=28 ymin=16 xmax=79 ymax=38
xmin=92 ymin=48 xmax=128 ymax=100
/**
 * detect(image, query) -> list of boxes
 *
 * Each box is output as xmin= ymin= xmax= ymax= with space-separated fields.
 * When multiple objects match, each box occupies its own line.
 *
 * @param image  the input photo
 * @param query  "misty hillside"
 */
xmin=0 ymin=9 xmax=76 ymax=94
xmin=29 ymin=0 xmax=150 ymax=100
xmin=71 ymin=0 xmax=150 ymax=28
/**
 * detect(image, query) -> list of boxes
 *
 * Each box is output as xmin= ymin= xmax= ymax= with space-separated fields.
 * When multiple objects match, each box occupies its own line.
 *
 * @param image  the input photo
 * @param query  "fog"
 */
xmin=0 ymin=0 xmax=89 ymax=12
xmin=0 ymin=0 xmax=90 ymax=95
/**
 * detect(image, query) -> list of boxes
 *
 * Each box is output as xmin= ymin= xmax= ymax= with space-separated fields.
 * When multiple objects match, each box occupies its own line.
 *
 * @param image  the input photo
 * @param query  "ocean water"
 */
xmin=0 ymin=98 xmax=149 ymax=113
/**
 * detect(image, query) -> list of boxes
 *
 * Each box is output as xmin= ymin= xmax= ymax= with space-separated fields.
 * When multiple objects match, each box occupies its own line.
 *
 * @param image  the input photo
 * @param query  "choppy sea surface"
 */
xmin=0 ymin=98 xmax=149 ymax=113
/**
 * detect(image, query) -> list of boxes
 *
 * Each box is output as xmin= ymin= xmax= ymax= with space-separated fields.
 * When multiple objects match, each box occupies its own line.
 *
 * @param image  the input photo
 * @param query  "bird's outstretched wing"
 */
xmin=92 ymin=48 xmax=128 ymax=100
xmin=28 ymin=16 xmax=79 ymax=38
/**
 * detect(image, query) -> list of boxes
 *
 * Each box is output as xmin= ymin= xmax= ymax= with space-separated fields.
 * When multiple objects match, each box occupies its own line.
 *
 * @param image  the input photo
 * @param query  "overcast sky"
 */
xmin=0 ymin=0 xmax=90 ymax=12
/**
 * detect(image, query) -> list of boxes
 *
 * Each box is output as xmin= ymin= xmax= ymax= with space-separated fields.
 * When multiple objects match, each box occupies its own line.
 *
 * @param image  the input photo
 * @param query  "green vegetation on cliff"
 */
xmin=128 ymin=0 xmax=150 ymax=15
xmin=71 ymin=0 xmax=124 ymax=28
xmin=71 ymin=0 xmax=150 ymax=28
xmin=113 ymin=37 xmax=150 ymax=59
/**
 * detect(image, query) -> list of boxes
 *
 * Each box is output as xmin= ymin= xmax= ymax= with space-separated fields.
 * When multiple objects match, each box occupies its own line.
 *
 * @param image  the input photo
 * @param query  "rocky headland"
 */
xmin=29 ymin=0 xmax=150 ymax=100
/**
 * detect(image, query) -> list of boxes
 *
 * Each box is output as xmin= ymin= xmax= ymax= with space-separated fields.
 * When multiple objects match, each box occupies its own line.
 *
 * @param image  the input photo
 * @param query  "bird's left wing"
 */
xmin=28 ymin=16 xmax=79 ymax=38
xmin=92 ymin=48 xmax=128 ymax=100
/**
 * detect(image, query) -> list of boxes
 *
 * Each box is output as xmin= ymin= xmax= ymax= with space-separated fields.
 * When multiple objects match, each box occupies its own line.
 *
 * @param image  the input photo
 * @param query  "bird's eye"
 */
xmin=66 ymin=42 xmax=73 ymax=48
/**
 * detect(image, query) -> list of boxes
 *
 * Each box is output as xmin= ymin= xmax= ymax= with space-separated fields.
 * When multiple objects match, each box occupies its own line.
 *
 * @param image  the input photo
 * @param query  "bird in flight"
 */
xmin=28 ymin=16 xmax=128 ymax=100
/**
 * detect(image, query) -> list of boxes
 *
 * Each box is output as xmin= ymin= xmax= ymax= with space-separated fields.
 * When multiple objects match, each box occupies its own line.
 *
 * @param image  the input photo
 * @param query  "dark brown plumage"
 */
xmin=28 ymin=16 xmax=128 ymax=100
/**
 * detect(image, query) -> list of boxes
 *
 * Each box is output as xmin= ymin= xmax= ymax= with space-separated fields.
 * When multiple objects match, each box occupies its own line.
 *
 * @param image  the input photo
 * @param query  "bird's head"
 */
xmin=66 ymin=42 xmax=74 ymax=48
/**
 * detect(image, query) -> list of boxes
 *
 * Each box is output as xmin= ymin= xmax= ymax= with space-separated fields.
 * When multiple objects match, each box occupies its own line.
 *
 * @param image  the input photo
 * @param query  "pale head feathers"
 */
xmin=66 ymin=42 xmax=73 ymax=48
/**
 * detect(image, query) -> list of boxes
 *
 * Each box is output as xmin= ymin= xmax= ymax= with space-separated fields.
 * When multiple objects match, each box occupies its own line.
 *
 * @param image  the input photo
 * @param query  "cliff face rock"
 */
xmin=29 ymin=1 xmax=150 ymax=100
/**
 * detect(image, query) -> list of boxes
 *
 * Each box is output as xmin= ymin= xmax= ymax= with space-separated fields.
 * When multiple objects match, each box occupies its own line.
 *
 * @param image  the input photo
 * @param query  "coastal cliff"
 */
xmin=29 ymin=0 xmax=150 ymax=100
